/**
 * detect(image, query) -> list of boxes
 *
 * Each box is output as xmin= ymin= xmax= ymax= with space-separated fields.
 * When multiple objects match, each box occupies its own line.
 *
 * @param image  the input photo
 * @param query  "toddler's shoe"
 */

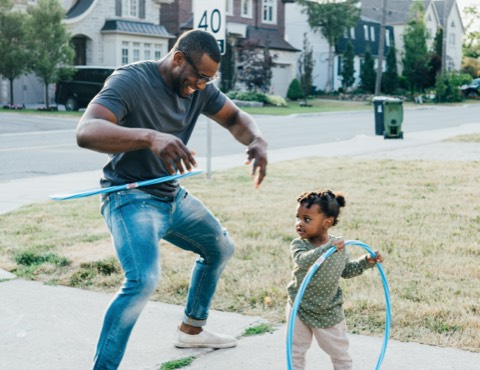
xmin=173 ymin=328 xmax=237 ymax=349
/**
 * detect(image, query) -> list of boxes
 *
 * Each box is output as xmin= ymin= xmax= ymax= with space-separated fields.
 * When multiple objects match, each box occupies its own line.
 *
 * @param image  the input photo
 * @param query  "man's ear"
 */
xmin=172 ymin=51 xmax=184 ymax=67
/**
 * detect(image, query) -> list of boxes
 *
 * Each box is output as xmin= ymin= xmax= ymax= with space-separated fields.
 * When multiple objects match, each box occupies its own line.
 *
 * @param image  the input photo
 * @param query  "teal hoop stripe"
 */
xmin=286 ymin=240 xmax=391 ymax=370
xmin=49 ymin=170 xmax=203 ymax=201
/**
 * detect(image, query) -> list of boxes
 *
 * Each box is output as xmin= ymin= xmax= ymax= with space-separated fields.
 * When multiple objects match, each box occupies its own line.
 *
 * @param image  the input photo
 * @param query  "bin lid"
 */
xmin=373 ymin=96 xmax=402 ymax=104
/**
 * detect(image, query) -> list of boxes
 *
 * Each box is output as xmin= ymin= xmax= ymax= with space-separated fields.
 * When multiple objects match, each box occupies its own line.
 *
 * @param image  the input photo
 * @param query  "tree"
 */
xmin=261 ymin=36 xmax=273 ymax=93
xmin=340 ymin=40 xmax=355 ymax=90
xmin=462 ymin=6 xmax=480 ymax=59
xmin=220 ymin=39 xmax=235 ymax=93
xmin=402 ymin=2 xmax=430 ymax=93
xmin=297 ymin=0 xmax=360 ymax=93
xmin=428 ymin=28 xmax=443 ymax=88
xmin=360 ymin=48 xmax=375 ymax=93
xmin=236 ymin=38 xmax=272 ymax=92
xmin=0 ymin=3 xmax=30 ymax=105
xmin=298 ymin=33 xmax=315 ymax=105
xmin=382 ymin=46 xmax=398 ymax=94
xmin=26 ymin=0 xmax=74 ymax=108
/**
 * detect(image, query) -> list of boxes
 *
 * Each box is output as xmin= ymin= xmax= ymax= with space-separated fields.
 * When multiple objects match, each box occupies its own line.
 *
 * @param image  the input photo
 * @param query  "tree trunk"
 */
xmin=44 ymin=80 xmax=50 ymax=109
xmin=326 ymin=43 xmax=333 ymax=93
xmin=9 ymin=78 xmax=14 ymax=106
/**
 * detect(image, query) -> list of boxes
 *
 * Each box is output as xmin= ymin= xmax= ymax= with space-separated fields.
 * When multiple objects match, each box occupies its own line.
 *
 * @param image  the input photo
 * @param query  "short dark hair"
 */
xmin=173 ymin=29 xmax=221 ymax=64
xmin=297 ymin=189 xmax=346 ymax=226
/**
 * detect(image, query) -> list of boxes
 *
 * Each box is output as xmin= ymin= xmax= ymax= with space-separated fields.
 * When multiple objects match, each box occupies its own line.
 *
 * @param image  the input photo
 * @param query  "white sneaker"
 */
xmin=173 ymin=328 xmax=237 ymax=349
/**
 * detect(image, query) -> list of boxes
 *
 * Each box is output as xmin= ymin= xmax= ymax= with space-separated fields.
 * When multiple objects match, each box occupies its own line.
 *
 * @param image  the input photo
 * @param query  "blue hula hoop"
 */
xmin=286 ymin=240 xmax=391 ymax=370
xmin=49 ymin=170 xmax=203 ymax=201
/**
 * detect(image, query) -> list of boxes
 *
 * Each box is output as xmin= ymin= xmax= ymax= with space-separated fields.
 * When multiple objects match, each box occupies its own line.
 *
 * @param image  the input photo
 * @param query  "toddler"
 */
xmin=286 ymin=189 xmax=383 ymax=370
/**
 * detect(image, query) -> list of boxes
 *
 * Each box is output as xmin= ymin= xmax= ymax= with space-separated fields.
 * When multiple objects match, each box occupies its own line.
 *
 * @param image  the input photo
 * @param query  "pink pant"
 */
xmin=287 ymin=308 xmax=353 ymax=370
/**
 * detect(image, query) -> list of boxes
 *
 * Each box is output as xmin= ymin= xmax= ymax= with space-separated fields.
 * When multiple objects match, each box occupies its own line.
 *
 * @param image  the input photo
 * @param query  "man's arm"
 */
xmin=208 ymin=98 xmax=268 ymax=187
xmin=76 ymin=103 xmax=197 ymax=174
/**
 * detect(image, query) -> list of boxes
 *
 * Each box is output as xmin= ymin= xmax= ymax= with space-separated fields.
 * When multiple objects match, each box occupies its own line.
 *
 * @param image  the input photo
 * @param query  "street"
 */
xmin=1 ymin=103 xmax=479 ymax=181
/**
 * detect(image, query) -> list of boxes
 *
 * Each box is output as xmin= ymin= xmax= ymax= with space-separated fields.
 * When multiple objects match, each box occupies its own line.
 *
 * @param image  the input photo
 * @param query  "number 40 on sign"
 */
xmin=193 ymin=0 xmax=226 ymax=55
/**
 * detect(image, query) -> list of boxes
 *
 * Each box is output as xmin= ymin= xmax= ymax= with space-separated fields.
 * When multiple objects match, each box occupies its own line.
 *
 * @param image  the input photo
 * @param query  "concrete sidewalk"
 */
xmin=1 ymin=123 xmax=480 ymax=369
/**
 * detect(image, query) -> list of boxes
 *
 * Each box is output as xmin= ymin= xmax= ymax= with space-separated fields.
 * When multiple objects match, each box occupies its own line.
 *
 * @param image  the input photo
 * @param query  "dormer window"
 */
xmin=450 ymin=21 xmax=455 ymax=27
xmin=124 ymin=0 xmax=138 ymax=18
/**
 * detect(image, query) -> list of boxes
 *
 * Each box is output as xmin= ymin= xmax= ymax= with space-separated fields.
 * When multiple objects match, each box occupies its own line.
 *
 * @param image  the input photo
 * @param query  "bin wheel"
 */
xmin=399 ymin=131 xmax=404 ymax=139
xmin=383 ymin=131 xmax=388 ymax=139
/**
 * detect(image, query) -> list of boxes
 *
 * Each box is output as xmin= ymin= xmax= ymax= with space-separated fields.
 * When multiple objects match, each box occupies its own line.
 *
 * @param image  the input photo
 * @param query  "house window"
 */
xmin=122 ymin=41 xmax=129 ymax=64
xmin=338 ymin=55 xmax=343 ymax=75
xmin=450 ymin=21 xmax=455 ymax=27
xmin=241 ymin=0 xmax=252 ymax=18
xmin=350 ymin=27 xmax=355 ymax=39
xmin=123 ymin=0 xmax=138 ymax=18
xmin=370 ymin=26 xmax=375 ymax=42
xmin=385 ymin=30 xmax=390 ymax=47
xmin=449 ymin=33 xmax=455 ymax=45
xmin=144 ymin=43 xmax=151 ymax=60
xmin=262 ymin=0 xmax=276 ymax=24
xmin=133 ymin=42 xmax=140 ymax=62
xmin=154 ymin=44 xmax=162 ymax=59
xmin=364 ymin=25 xmax=369 ymax=41
xmin=226 ymin=0 xmax=233 ymax=15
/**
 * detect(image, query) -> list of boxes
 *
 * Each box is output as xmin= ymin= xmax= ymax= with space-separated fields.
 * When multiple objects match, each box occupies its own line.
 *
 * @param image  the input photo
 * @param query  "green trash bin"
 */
xmin=372 ymin=97 xmax=387 ymax=136
xmin=383 ymin=98 xmax=403 ymax=139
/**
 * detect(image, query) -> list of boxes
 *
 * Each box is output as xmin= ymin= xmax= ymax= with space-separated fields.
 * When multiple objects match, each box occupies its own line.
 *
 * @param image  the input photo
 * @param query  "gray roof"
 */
xmin=66 ymin=0 xmax=95 ymax=19
xmin=101 ymin=20 xmax=175 ymax=38
xmin=361 ymin=0 xmax=456 ymax=26
xmin=361 ymin=0 xmax=415 ymax=25
xmin=246 ymin=26 xmax=299 ymax=52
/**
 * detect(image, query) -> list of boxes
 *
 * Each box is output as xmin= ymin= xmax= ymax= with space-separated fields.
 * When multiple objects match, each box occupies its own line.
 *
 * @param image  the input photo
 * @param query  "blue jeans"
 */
xmin=93 ymin=187 xmax=235 ymax=370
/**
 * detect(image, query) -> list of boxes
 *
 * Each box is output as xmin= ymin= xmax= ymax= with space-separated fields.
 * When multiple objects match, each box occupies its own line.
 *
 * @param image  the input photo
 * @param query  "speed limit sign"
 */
xmin=193 ymin=0 xmax=226 ymax=55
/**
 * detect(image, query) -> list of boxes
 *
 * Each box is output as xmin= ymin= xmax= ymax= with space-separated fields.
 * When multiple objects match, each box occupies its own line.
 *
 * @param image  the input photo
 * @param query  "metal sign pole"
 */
xmin=206 ymin=118 xmax=212 ymax=179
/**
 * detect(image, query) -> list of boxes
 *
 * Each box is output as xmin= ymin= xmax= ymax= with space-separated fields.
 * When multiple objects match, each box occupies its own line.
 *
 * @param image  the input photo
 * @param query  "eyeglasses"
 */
xmin=180 ymin=51 xmax=218 ymax=85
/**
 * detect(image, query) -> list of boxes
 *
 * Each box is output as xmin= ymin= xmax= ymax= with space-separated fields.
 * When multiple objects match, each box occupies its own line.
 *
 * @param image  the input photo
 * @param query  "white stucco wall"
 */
xmin=285 ymin=2 xmax=331 ymax=92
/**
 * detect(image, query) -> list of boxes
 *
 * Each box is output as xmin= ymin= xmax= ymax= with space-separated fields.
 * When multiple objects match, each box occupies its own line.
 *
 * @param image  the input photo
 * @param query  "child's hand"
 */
xmin=331 ymin=237 xmax=345 ymax=252
xmin=366 ymin=250 xmax=383 ymax=265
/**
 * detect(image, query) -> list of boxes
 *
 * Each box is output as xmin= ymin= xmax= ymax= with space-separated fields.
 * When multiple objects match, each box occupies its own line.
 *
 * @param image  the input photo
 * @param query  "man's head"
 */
xmin=170 ymin=30 xmax=221 ymax=98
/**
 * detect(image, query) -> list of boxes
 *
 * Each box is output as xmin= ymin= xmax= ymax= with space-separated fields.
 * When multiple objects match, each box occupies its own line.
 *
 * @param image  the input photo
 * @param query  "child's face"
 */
xmin=295 ymin=203 xmax=333 ymax=243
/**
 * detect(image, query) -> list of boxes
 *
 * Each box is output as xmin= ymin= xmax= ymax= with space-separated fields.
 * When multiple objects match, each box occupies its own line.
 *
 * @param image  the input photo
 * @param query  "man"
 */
xmin=76 ymin=30 xmax=268 ymax=369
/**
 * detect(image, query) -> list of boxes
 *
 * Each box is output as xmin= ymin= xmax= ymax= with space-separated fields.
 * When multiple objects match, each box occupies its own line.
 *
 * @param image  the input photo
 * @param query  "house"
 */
xmin=361 ymin=0 xmax=464 ymax=72
xmin=159 ymin=0 xmax=299 ymax=97
xmin=0 ymin=0 xmax=298 ymax=106
xmin=2 ymin=0 xmax=175 ymax=106
xmin=284 ymin=0 xmax=464 ymax=93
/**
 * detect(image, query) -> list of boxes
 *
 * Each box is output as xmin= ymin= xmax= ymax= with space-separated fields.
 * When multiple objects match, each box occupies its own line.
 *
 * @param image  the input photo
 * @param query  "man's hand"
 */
xmin=149 ymin=133 xmax=197 ymax=174
xmin=245 ymin=137 xmax=268 ymax=187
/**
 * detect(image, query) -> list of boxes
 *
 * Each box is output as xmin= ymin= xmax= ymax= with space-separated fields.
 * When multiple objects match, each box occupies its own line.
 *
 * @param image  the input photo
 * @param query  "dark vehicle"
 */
xmin=461 ymin=78 xmax=480 ymax=98
xmin=55 ymin=66 xmax=114 ymax=111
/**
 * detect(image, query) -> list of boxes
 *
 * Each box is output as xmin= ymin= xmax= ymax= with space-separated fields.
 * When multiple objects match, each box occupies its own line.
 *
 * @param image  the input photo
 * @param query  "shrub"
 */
xmin=434 ymin=72 xmax=466 ymax=103
xmin=266 ymin=94 xmax=287 ymax=107
xmin=286 ymin=79 xmax=303 ymax=100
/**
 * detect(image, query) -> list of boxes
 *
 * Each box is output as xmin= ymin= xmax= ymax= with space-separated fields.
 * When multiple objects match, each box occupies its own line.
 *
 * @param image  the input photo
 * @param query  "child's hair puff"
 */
xmin=297 ymin=189 xmax=346 ymax=226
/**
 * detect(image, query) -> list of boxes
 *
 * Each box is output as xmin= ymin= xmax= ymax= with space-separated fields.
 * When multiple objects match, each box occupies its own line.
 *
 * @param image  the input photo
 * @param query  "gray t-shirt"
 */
xmin=91 ymin=60 xmax=226 ymax=198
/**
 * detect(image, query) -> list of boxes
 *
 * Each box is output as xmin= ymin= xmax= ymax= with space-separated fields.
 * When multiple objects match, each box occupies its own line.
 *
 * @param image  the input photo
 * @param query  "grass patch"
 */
xmin=244 ymin=323 xmax=275 ymax=336
xmin=1 ymin=158 xmax=479 ymax=352
xmin=159 ymin=356 xmax=196 ymax=370
xmin=444 ymin=133 xmax=480 ymax=143
xmin=241 ymin=98 xmax=370 ymax=115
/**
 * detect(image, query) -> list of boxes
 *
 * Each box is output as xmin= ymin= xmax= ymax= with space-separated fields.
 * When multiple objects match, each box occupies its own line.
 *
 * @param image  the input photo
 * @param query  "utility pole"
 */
xmin=441 ymin=0 xmax=447 ymax=73
xmin=374 ymin=0 xmax=388 ymax=96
